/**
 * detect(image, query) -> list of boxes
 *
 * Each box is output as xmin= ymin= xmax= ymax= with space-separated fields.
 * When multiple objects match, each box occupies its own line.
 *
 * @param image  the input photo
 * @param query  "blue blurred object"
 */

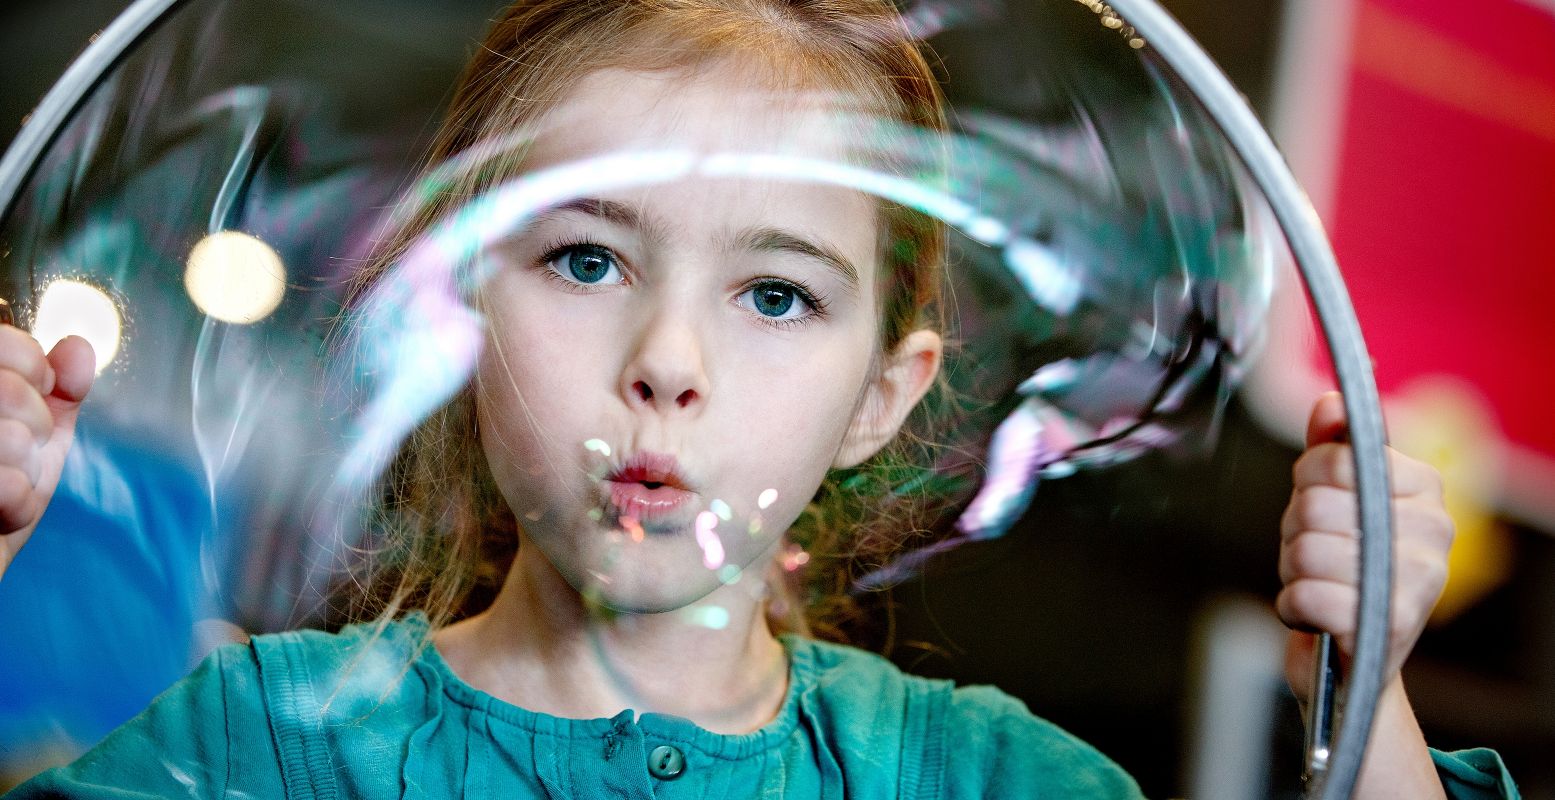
xmin=0 ymin=422 xmax=212 ymax=769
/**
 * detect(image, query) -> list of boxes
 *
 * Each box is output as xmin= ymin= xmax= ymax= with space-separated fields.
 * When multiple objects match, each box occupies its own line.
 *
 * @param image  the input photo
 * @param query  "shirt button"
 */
xmin=647 ymin=744 xmax=686 ymax=780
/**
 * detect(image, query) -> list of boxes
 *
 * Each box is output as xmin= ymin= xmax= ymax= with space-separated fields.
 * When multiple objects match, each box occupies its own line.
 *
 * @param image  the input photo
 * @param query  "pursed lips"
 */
xmin=602 ymin=451 xmax=697 ymax=523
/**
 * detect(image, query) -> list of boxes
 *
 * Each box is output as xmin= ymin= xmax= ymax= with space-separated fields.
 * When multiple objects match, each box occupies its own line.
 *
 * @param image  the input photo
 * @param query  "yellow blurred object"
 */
xmin=1387 ymin=378 xmax=1513 ymax=624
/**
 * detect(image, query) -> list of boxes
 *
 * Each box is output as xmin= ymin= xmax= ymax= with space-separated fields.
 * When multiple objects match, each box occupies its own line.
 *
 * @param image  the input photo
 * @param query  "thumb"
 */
xmin=43 ymin=336 xmax=96 ymax=424
xmin=1305 ymin=391 xmax=1348 ymax=449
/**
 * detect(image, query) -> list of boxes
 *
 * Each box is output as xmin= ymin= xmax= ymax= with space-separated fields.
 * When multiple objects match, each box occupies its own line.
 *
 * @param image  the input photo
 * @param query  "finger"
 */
xmin=0 ymin=465 xmax=38 ymax=533
xmin=1280 ymin=530 xmax=1358 ymax=586
xmin=1281 ymin=484 xmax=1359 ymax=541
xmin=0 ymin=369 xmax=52 ymax=443
xmin=1276 ymin=578 xmax=1356 ymax=645
xmin=0 ymin=419 xmax=41 ymax=485
xmin=1305 ymin=391 xmax=1347 ymax=448
xmin=45 ymin=335 xmax=95 ymax=405
xmin=0 ymin=325 xmax=54 ymax=396
xmin=1280 ymin=497 xmax=1454 ymax=580
xmin=1292 ymin=443 xmax=1444 ymax=497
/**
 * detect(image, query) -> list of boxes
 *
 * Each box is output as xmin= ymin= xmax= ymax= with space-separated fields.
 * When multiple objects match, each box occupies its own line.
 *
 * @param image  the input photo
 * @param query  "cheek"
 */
xmin=487 ymin=305 xmax=585 ymax=377
xmin=719 ymin=330 xmax=876 ymax=479
xmin=474 ymin=292 xmax=612 ymax=475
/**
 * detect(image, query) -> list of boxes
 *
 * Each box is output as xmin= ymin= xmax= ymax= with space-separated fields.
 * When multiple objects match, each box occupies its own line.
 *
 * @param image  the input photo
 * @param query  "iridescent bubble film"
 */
xmin=0 ymin=0 xmax=1280 ymax=769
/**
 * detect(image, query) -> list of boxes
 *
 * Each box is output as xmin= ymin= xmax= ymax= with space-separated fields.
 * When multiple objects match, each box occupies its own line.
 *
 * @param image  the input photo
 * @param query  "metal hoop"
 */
xmin=1105 ymin=2 xmax=1394 ymax=798
xmin=0 ymin=0 xmax=190 ymax=231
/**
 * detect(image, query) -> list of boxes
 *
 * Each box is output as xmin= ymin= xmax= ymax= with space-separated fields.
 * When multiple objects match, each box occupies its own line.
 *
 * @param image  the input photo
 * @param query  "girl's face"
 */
xmin=473 ymin=63 xmax=937 ymax=613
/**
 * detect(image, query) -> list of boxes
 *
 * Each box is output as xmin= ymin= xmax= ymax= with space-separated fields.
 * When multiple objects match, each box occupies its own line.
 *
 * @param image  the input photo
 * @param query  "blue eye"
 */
xmin=546 ymin=243 xmax=623 ymax=285
xmin=740 ymin=280 xmax=818 ymax=323
xmin=753 ymin=284 xmax=796 ymax=316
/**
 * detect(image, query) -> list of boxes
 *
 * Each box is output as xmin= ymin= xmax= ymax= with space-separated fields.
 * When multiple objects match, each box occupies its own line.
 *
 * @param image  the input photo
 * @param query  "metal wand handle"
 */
xmin=1303 ymin=632 xmax=1341 ymax=784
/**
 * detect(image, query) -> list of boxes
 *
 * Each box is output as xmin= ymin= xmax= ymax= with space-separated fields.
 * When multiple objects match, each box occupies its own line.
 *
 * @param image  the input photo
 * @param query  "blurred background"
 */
xmin=0 ymin=0 xmax=1550 ymax=797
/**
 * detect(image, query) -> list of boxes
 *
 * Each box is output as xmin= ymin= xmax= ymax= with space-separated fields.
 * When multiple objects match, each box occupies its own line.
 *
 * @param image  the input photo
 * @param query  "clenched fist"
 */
xmin=1278 ymin=391 xmax=1454 ymax=696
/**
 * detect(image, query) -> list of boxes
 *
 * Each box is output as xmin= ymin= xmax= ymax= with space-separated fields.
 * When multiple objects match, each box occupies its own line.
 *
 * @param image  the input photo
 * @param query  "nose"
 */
xmin=618 ymin=307 xmax=710 ymax=415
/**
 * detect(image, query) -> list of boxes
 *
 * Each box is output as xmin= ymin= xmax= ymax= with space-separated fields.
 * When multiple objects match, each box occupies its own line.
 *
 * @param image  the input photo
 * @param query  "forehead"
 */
xmin=515 ymin=64 xmax=883 ymax=268
xmin=525 ymin=63 xmax=867 ymax=166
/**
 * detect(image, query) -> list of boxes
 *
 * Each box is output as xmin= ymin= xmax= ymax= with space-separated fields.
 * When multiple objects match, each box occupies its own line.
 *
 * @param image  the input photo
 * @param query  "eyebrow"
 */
xmin=541 ymin=197 xmax=669 ymax=243
xmin=542 ymin=197 xmax=862 ymax=294
xmin=739 ymin=227 xmax=862 ymax=296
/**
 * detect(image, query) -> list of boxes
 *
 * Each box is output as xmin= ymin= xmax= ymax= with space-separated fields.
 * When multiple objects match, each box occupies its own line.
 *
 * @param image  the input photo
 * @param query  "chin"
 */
xmin=582 ymin=573 xmax=726 ymax=616
xmin=536 ymin=516 xmax=776 ymax=617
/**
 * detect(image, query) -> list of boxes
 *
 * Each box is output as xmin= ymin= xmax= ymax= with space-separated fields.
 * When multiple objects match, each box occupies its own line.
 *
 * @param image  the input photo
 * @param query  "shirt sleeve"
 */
xmin=942 ymin=685 xmax=1146 ymax=800
xmin=1432 ymin=748 xmax=1521 ymax=800
xmin=4 ymin=643 xmax=285 ymax=799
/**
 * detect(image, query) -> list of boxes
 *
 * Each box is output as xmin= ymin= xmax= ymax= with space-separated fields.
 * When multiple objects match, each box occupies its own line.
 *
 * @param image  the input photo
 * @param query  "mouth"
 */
xmin=602 ymin=451 xmax=697 ymax=523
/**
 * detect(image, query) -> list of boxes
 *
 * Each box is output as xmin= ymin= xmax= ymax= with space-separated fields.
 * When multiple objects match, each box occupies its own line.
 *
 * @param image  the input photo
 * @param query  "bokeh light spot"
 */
xmin=686 ymin=604 xmax=729 ymax=630
xmin=695 ymin=510 xmax=724 ymax=569
xmin=184 ymin=231 xmax=287 ymax=324
xmin=33 ymin=279 xmax=121 ymax=374
xmin=757 ymin=488 xmax=778 ymax=509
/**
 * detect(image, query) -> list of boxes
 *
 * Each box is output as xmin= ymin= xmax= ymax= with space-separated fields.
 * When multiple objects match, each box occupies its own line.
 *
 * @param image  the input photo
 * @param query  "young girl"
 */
xmin=0 ymin=1 xmax=1515 ymax=797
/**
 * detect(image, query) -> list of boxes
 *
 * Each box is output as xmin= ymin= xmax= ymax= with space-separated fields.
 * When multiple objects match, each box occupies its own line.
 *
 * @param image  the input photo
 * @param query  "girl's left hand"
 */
xmin=1276 ymin=391 xmax=1455 ymax=695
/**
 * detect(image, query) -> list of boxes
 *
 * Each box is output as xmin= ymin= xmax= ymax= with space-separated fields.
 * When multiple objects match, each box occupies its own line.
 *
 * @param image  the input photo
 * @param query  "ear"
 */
xmin=833 ymin=329 xmax=943 ymax=469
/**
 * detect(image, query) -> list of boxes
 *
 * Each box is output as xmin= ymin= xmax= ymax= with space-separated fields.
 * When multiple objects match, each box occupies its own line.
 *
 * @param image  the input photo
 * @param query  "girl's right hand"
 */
xmin=0 ymin=324 xmax=95 ymax=583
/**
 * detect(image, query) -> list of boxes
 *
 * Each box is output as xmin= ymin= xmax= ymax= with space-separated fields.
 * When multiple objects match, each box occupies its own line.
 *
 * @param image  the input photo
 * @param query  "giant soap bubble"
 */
xmin=0 ymin=1 xmax=1393 ymax=798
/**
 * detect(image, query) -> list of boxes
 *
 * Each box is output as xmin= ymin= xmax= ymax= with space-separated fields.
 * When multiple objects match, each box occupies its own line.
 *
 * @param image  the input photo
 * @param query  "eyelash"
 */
xmin=740 ymin=276 xmax=829 ymax=330
xmin=536 ymin=237 xmax=625 ymax=292
xmin=532 ymin=238 xmax=831 ymax=329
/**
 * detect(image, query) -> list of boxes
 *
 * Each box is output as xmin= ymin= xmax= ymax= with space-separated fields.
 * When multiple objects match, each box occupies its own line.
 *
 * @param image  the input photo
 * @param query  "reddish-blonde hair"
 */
xmin=334 ymin=0 xmax=953 ymax=643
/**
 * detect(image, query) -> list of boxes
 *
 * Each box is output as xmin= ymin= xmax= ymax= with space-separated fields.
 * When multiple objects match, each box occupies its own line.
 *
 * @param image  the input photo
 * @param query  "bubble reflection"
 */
xmin=0 ymin=2 xmax=1285 ymax=733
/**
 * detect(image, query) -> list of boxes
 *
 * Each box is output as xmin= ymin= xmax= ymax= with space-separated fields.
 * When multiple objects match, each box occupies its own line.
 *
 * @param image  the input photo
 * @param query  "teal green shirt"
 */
xmin=7 ymin=614 xmax=1518 ymax=798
